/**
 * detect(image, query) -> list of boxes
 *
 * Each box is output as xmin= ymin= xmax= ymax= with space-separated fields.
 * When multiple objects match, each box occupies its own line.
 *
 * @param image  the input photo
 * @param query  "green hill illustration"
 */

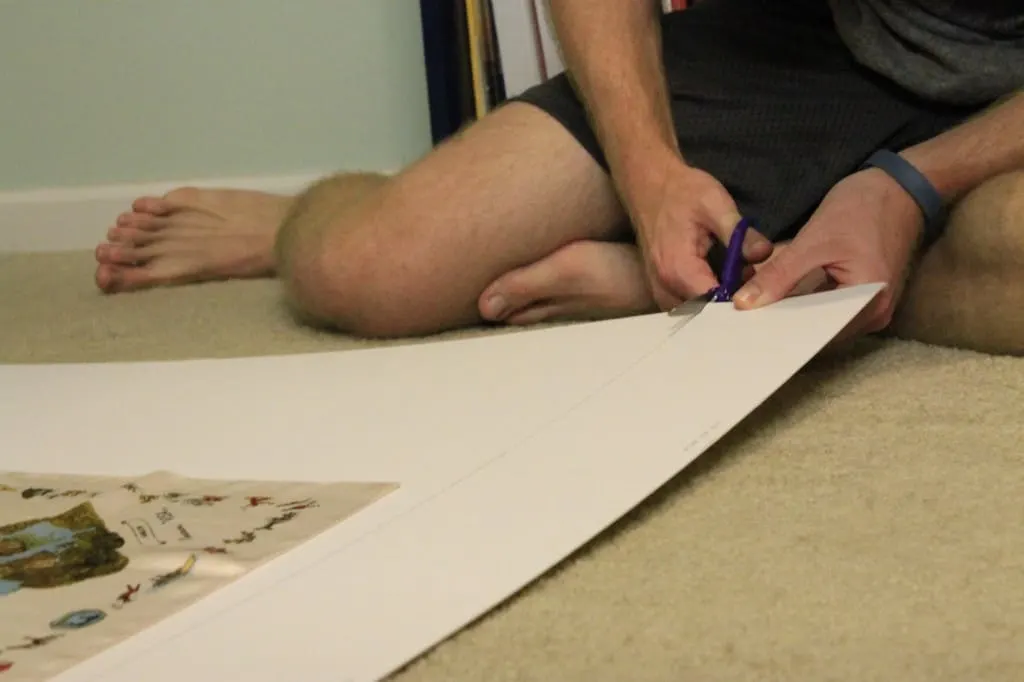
xmin=0 ymin=502 xmax=129 ymax=595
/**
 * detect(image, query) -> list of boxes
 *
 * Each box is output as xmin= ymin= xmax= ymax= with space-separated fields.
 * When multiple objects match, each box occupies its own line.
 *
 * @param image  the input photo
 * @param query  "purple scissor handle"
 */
xmin=709 ymin=216 xmax=751 ymax=302
xmin=669 ymin=217 xmax=752 ymax=319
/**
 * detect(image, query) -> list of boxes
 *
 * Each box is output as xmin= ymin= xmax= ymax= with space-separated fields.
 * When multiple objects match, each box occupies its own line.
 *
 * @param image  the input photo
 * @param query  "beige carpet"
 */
xmin=3 ymin=250 xmax=1023 ymax=681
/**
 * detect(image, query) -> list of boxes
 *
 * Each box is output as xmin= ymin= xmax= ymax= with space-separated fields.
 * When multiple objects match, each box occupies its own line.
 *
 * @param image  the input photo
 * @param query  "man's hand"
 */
xmin=629 ymin=154 xmax=774 ymax=309
xmin=546 ymin=0 xmax=772 ymax=306
xmin=733 ymin=168 xmax=925 ymax=343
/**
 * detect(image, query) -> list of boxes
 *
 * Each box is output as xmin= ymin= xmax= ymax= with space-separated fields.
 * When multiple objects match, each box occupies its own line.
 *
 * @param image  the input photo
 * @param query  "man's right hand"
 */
xmin=627 ymin=155 xmax=774 ymax=310
xmin=546 ymin=0 xmax=772 ymax=306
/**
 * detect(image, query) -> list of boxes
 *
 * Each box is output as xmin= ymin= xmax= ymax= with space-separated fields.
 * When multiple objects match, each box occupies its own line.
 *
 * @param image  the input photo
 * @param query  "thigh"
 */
xmin=309 ymin=101 xmax=629 ymax=336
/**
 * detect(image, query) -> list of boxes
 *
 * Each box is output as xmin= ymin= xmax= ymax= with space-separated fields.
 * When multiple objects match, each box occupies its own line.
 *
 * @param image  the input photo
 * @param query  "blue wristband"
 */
xmin=859 ymin=149 xmax=945 ymax=246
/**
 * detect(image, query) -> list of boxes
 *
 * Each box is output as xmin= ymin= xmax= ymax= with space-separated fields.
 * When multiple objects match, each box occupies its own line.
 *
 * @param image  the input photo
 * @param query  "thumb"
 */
xmin=733 ymin=241 xmax=819 ymax=310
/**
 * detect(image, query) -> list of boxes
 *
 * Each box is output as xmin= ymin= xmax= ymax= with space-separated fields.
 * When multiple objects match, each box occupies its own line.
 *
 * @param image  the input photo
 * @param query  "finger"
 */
xmin=733 ymin=239 xmax=826 ymax=309
xmin=706 ymin=207 xmax=774 ymax=263
xmin=658 ymin=252 xmax=719 ymax=301
xmin=743 ymin=234 xmax=774 ymax=263
xmin=648 ymin=270 xmax=684 ymax=311
xmin=739 ymin=227 xmax=774 ymax=263
xmin=790 ymin=266 xmax=834 ymax=297
xmin=649 ymin=230 xmax=719 ymax=302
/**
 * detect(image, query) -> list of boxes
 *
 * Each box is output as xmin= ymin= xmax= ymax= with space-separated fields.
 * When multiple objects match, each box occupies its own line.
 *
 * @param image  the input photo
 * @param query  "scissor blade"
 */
xmin=669 ymin=290 xmax=713 ymax=318
xmin=668 ymin=299 xmax=709 ymax=317
xmin=667 ymin=297 xmax=711 ymax=333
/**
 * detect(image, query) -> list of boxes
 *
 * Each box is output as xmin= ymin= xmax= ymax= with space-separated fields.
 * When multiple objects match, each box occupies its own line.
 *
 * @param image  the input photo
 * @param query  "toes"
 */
xmin=106 ymin=225 xmax=159 ymax=246
xmin=95 ymin=242 xmax=153 ymax=266
xmin=479 ymin=260 xmax=567 ymax=322
xmin=116 ymin=212 xmax=167 ymax=231
xmin=505 ymin=303 xmax=570 ymax=326
xmin=131 ymin=186 xmax=206 ymax=215
xmin=131 ymin=196 xmax=171 ymax=215
xmin=95 ymin=264 xmax=159 ymax=294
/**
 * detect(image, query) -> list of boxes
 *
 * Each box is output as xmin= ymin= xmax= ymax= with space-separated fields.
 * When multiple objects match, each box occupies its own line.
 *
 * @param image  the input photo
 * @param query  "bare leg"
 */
xmin=93 ymin=91 xmax=829 ymax=340
xmin=93 ymin=174 xmax=386 ymax=294
xmin=478 ymin=240 xmax=656 ymax=325
xmin=892 ymin=170 xmax=1024 ymax=355
xmin=275 ymin=102 xmax=636 ymax=338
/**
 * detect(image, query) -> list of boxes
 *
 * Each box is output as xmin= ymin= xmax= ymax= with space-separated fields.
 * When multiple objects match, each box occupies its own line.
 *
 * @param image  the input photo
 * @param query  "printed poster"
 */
xmin=0 ymin=471 xmax=397 ymax=681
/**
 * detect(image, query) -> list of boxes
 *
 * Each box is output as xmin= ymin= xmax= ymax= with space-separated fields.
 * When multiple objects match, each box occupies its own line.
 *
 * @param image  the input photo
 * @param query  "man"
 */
xmin=93 ymin=0 xmax=1024 ymax=342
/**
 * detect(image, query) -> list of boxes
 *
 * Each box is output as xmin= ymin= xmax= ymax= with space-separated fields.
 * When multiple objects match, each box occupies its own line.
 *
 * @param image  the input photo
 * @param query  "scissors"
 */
xmin=668 ymin=217 xmax=752 ymax=324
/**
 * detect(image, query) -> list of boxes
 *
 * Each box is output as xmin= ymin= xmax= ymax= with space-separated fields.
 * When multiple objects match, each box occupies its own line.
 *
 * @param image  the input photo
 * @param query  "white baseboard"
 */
xmin=0 ymin=171 xmax=330 ymax=253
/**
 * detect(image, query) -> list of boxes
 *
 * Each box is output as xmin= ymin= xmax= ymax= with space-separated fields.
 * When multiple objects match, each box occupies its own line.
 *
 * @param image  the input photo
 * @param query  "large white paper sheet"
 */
xmin=1 ymin=284 xmax=882 ymax=682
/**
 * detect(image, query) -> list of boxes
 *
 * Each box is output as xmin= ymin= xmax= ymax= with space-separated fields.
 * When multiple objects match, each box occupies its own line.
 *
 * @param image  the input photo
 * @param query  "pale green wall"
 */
xmin=0 ymin=0 xmax=432 ymax=191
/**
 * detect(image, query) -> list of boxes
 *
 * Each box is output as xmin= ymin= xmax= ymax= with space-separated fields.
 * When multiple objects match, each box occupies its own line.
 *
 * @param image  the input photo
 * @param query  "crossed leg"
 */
xmin=892 ymin=170 xmax=1024 ymax=355
xmin=95 ymin=103 xmax=663 ymax=336
xmin=92 ymin=101 xmax=1024 ymax=347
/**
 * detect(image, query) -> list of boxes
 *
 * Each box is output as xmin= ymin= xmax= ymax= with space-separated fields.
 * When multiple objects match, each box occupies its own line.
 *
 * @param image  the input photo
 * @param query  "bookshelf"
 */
xmin=420 ymin=0 xmax=690 ymax=145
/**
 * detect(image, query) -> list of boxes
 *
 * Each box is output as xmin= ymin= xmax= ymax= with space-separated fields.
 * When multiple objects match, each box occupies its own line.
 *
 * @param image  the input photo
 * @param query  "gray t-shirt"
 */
xmin=828 ymin=0 xmax=1024 ymax=106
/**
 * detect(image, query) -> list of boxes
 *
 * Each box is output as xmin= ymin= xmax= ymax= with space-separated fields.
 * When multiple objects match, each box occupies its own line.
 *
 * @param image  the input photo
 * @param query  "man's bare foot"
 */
xmin=94 ymin=187 xmax=291 ymax=294
xmin=477 ymin=240 xmax=657 ymax=325
xmin=476 ymin=239 xmax=830 ymax=327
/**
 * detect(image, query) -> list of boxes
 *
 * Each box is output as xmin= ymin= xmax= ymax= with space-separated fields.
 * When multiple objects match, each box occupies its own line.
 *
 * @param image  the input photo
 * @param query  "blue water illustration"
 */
xmin=0 ymin=522 xmax=96 ymax=563
xmin=50 ymin=608 xmax=107 ymax=629
xmin=0 ymin=521 xmax=97 ymax=596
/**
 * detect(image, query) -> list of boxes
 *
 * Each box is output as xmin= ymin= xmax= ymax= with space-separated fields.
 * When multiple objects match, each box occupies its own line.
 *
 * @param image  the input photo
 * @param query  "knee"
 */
xmin=934 ymin=170 xmax=1024 ymax=268
xmin=275 ymin=220 xmax=393 ymax=337
xmin=274 ymin=189 xmax=424 ymax=339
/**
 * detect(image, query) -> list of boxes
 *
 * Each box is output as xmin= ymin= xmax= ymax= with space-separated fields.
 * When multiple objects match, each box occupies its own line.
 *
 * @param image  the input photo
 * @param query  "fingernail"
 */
xmin=483 ymin=294 xmax=508 ymax=320
xmin=734 ymin=284 xmax=760 ymax=307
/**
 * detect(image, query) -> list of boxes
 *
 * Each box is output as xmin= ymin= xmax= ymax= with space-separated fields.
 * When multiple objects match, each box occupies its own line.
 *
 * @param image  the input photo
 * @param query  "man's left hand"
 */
xmin=733 ymin=167 xmax=926 ymax=344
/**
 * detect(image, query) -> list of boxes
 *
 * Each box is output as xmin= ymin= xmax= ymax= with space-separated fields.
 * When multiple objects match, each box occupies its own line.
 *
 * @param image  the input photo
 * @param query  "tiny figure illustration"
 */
xmin=57 ymin=489 xmax=89 ymax=498
xmin=162 ymin=492 xmax=185 ymax=502
xmin=224 ymin=530 xmax=257 ymax=545
xmin=202 ymin=546 xmax=227 ymax=554
xmin=150 ymin=554 xmax=197 ymax=589
xmin=50 ymin=609 xmax=107 ymax=630
xmin=183 ymin=494 xmax=227 ymax=507
xmin=279 ymin=498 xmax=319 ymax=511
xmin=121 ymin=483 xmax=140 ymax=493
xmin=20 ymin=488 xmax=55 ymax=500
xmin=8 ymin=634 xmax=63 ymax=650
xmin=0 ymin=485 xmax=18 ymax=493
xmin=257 ymin=511 xmax=297 ymax=532
xmin=243 ymin=496 xmax=273 ymax=509
xmin=138 ymin=494 xmax=159 ymax=504
xmin=112 ymin=583 xmax=140 ymax=609
xmin=121 ymin=518 xmax=166 ymax=546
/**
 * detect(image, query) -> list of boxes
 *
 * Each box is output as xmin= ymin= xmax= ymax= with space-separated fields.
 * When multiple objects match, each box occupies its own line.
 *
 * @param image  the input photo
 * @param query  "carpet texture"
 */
xmin=3 ymin=250 xmax=1023 ymax=682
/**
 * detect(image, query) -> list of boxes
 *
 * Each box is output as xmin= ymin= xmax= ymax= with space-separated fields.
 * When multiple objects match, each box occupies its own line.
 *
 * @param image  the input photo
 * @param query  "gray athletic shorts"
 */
xmin=507 ymin=0 xmax=981 ymax=243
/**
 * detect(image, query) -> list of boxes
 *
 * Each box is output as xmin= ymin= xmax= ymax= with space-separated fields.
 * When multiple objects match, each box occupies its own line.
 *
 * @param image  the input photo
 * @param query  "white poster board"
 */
xmin=0 ymin=285 xmax=881 ymax=681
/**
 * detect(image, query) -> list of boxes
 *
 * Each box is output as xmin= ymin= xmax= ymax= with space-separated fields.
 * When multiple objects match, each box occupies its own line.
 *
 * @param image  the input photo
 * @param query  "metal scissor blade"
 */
xmin=667 ymin=294 xmax=712 ymax=334
xmin=668 ymin=298 xmax=709 ymax=317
